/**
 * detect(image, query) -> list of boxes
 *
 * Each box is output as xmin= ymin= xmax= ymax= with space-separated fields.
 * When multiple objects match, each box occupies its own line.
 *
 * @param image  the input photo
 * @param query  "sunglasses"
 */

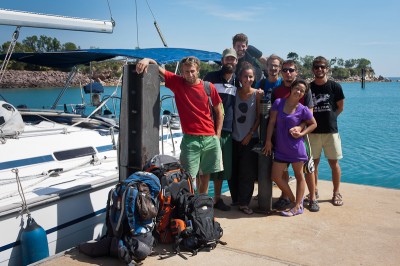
xmin=313 ymin=65 xmax=327 ymax=70
xmin=282 ymin=68 xmax=296 ymax=73
xmin=181 ymin=56 xmax=200 ymax=64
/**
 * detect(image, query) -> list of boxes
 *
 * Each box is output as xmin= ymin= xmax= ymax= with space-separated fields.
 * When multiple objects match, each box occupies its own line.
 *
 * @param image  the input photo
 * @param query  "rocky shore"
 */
xmin=0 ymin=70 xmax=396 ymax=89
xmin=0 ymin=70 xmax=120 ymax=88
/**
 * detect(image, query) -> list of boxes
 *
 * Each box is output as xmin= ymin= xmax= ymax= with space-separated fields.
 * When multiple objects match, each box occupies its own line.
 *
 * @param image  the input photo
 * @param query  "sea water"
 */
xmin=1 ymin=82 xmax=399 ymax=190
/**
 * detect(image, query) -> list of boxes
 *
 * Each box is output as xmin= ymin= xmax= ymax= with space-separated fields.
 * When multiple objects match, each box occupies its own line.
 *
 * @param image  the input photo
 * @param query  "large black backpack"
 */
xmin=174 ymin=193 xmax=226 ymax=256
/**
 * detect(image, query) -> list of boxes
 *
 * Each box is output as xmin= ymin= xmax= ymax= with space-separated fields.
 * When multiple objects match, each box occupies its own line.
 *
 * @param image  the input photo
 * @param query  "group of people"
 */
xmin=135 ymin=33 xmax=345 ymax=217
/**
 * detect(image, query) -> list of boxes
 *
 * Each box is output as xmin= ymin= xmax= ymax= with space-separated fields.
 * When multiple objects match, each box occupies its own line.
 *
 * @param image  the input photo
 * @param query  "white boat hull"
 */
xmin=0 ymin=118 xmax=182 ymax=265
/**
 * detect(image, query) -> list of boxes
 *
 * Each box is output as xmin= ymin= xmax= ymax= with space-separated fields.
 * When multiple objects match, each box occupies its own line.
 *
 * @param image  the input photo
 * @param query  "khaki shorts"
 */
xmin=180 ymin=134 xmax=223 ymax=177
xmin=309 ymin=133 xmax=343 ymax=160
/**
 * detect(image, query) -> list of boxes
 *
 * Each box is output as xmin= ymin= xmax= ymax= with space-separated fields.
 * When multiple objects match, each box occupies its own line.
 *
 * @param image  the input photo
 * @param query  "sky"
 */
xmin=0 ymin=0 xmax=399 ymax=77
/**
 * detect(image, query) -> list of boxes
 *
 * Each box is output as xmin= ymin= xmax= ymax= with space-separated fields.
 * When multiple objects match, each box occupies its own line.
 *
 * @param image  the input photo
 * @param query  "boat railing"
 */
xmin=160 ymin=94 xmax=181 ymax=155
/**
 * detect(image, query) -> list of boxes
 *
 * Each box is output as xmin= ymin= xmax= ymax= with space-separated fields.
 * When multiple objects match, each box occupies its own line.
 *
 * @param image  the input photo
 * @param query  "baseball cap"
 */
xmin=222 ymin=48 xmax=237 ymax=59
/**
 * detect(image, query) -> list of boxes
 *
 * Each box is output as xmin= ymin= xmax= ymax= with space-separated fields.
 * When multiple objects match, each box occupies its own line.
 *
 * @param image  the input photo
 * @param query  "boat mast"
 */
xmin=0 ymin=8 xmax=115 ymax=33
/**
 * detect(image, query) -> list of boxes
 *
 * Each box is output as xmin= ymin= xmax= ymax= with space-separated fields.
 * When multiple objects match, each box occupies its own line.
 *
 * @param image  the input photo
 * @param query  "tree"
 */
xmin=63 ymin=42 xmax=79 ymax=51
xmin=332 ymin=67 xmax=350 ymax=80
xmin=49 ymin=38 xmax=61 ymax=51
xmin=22 ymin=35 xmax=39 ymax=52
xmin=287 ymin=52 xmax=299 ymax=62
xmin=344 ymin=59 xmax=357 ymax=68
xmin=357 ymin=58 xmax=371 ymax=69
xmin=330 ymin=57 xmax=337 ymax=67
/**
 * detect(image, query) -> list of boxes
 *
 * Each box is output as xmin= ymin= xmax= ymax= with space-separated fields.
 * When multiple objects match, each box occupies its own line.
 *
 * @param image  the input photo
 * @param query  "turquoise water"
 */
xmin=1 ymin=82 xmax=399 ymax=189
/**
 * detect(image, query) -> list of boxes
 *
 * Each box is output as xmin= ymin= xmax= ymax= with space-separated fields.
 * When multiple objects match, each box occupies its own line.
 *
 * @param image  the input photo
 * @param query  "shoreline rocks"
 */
xmin=0 ymin=70 xmax=397 ymax=89
xmin=0 ymin=70 xmax=120 ymax=88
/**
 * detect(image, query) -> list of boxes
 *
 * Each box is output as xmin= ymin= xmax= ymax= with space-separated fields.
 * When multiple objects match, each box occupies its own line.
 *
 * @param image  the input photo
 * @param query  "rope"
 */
xmin=13 ymin=168 xmax=31 ymax=216
xmin=145 ymin=0 xmax=157 ymax=21
xmin=0 ymin=27 xmax=21 ymax=99
xmin=106 ymin=0 xmax=114 ymax=21
xmin=135 ymin=0 xmax=140 ymax=48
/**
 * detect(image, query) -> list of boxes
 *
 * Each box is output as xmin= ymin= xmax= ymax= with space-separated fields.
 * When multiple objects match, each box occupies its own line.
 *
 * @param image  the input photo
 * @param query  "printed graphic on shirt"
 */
xmin=214 ymin=83 xmax=237 ymax=96
xmin=237 ymin=102 xmax=248 ymax=123
xmin=312 ymin=93 xmax=331 ymax=113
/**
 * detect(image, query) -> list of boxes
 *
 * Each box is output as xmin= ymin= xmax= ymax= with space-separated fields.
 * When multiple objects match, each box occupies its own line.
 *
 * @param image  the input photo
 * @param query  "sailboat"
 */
xmin=0 ymin=7 xmax=221 ymax=266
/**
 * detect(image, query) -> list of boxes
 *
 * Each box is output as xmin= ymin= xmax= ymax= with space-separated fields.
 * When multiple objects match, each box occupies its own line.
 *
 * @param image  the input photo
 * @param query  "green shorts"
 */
xmin=180 ymin=134 xmax=223 ymax=177
xmin=210 ymin=131 xmax=232 ymax=181
xmin=309 ymin=133 xmax=343 ymax=160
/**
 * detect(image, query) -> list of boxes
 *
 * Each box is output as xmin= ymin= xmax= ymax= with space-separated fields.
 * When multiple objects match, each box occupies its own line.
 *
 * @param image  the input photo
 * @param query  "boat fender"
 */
xmin=21 ymin=217 xmax=49 ymax=266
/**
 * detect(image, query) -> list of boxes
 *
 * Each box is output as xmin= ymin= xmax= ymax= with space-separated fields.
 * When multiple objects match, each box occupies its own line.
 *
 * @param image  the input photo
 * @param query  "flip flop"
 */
xmin=239 ymin=206 xmax=253 ymax=215
xmin=281 ymin=205 xmax=304 ymax=217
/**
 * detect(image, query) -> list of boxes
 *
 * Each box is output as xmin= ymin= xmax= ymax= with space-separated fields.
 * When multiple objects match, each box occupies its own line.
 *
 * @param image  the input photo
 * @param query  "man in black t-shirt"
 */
xmin=309 ymin=56 xmax=345 ymax=207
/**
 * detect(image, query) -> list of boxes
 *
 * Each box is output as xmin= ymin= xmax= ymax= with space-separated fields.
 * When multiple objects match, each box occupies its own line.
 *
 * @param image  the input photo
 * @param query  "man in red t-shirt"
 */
xmin=136 ymin=56 xmax=224 ymax=194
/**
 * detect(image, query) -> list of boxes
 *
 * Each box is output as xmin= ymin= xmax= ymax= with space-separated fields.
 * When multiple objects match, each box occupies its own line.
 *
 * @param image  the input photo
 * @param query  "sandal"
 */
xmin=332 ymin=192 xmax=343 ymax=206
xmin=281 ymin=205 xmax=304 ymax=217
xmin=239 ymin=206 xmax=253 ymax=215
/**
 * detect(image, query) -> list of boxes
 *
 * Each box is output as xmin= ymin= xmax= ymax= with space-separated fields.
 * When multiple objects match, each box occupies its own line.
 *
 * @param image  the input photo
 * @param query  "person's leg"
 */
xmin=198 ymin=174 xmax=210 ymax=194
xmin=292 ymin=162 xmax=305 ymax=209
xmin=228 ymin=140 xmax=240 ymax=205
xmin=308 ymin=134 xmax=323 ymax=193
xmin=281 ymin=162 xmax=305 ymax=217
xmin=213 ymin=179 xmax=223 ymax=202
xmin=271 ymin=161 xmax=295 ymax=203
xmin=180 ymin=135 xmax=200 ymax=190
xmin=272 ymin=167 xmax=291 ymax=210
xmin=237 ymin=138 xmax=258 ymax=209
xmin=305 ymin=172 xmax=319 ymax=212
xmin=305 ymin=172 xmax=316 ymax=200
xmin=213 ymin=132 xmax=231 ymax=210
xmin=313 ymin=157 xmax=321 ymax=188
xmin=198 ymin=135 xmax=223 ymax=195
xmin=328 ymin=159 xmax=341 ymax=193
xmin=323 ymin=133 xmax=343 ymax=206
xmin=280 ymin=170 xmax=290 ymax=198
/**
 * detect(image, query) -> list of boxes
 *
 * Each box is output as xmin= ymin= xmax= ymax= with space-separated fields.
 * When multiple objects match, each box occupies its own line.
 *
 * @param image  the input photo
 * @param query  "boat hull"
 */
xmin=0 ymin=176 xmax=117 ymax=265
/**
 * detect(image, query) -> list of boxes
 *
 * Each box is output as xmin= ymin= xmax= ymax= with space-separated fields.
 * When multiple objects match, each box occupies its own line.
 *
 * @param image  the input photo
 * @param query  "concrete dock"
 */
xmin=36 ymin=180 xmax=400 ymax=266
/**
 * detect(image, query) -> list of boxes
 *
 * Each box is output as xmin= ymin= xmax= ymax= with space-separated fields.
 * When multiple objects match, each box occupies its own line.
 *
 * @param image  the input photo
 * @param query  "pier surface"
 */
xmin=36 ymin=180 xmax=400 ymax=266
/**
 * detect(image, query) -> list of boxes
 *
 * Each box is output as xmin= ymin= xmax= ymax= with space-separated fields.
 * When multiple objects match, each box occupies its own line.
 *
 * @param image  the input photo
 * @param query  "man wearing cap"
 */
xmin=203 ymin=48 xmax=239 ymax=211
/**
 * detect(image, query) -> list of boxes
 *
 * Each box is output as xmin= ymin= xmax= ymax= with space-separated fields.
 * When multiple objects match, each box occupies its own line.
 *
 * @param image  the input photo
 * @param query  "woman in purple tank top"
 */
xmin=263 ymin=80 xmax=317 ymax=216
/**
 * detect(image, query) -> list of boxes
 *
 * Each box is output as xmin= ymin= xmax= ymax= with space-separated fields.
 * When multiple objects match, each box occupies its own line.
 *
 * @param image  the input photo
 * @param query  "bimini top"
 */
xmin=0 ymin=48 xmax=222 ymax=69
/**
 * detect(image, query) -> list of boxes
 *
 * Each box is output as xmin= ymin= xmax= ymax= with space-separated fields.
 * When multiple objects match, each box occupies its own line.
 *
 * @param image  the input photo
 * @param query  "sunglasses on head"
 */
xmin=313 ymin=65 xmax=327 ymax=70
xmin=181 ymin=56 xmax=199 ymax=64
xmin=282 ymin=68 xmax=296 ymax=73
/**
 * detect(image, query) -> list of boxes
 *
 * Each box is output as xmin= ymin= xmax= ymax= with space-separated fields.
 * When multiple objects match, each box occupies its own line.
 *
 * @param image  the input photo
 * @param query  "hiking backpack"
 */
xmin=78 ymin=171 xmax=161 ymax=264
xmin=173 ymin=193 xmax=226 ymax=256
xmin=106 ymin=171 xmax=161 ymax=264
xmin=143 ymin=154 xmax=195 ymax=244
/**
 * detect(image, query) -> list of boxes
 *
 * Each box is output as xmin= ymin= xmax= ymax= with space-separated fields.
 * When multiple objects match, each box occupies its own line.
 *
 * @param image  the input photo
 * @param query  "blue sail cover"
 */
xmin=0 ymin=48 xmax=222 ymax=68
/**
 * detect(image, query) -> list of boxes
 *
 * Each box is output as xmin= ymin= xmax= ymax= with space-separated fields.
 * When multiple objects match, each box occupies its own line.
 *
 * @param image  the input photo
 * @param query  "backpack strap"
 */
xmin=203 ymin=81 xmax=214 ymax=120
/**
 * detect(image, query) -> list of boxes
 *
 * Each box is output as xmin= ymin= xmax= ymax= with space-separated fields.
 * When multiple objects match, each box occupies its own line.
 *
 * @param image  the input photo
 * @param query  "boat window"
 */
xmin=53 ymin=147 xmax=96 ymax=161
